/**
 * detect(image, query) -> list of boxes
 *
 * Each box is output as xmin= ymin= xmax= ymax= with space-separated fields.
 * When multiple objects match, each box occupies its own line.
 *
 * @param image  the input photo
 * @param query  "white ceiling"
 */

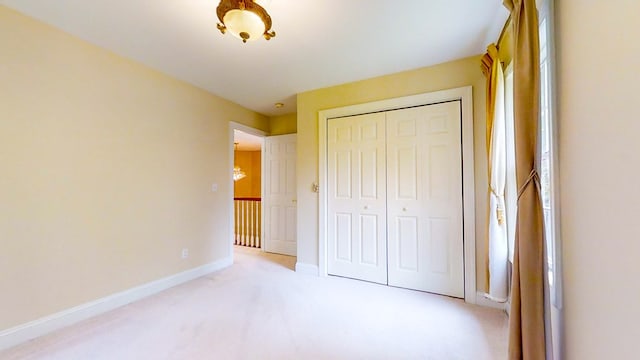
xmin=0 ymin=0 xmax=508 ymax=116
xmin=234 ymin=130 xmax=262 ymax=151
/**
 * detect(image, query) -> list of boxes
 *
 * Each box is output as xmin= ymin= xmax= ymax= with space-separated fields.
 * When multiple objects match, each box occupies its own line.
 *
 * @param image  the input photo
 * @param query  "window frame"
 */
xmin=537 ymin=0 xmax=563 ymax=309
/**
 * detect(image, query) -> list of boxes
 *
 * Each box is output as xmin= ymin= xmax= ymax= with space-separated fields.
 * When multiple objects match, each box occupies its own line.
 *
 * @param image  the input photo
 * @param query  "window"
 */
xmin=504 ymin=64 xmax=517 ymax=264
xmin=538 ymin=0 xmax=562 ymax=308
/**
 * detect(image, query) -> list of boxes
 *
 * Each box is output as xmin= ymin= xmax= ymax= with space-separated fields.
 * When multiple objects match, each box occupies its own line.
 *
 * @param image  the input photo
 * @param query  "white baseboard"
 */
xmin=475 ymin=292 xmax=508 ymax=311
xmin=295 ymin=262 xmax=319 ymax=276
xmin=0 ymin=256 xmax=232 ymax=352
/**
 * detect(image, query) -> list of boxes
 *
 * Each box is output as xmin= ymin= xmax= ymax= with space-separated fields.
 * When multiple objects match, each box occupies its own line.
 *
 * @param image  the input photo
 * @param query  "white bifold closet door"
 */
xmin=386 ymin=102 xmax=464 ymax=297
xmin=327 ymin=112 xmax=388 ymax=284
xmin=327 ymin=101 xmax=464 ymax=298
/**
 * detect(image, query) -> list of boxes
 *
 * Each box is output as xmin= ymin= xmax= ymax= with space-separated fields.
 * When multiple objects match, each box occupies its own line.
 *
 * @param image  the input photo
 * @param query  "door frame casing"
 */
xmin=318 ymin=86 xmax=477 ymax=304
xmin=228 ymin=122 xmax=267 ymax=261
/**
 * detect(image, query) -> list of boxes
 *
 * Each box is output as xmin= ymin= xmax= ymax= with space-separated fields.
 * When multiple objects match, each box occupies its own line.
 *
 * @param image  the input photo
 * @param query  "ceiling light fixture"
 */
xmin=233 ymin=166 xmax=247 ymax=181
xmin=233 ymin=142 xmax=246 ymax=181
xmin=216 ymin=0 xmax=276 ymax=43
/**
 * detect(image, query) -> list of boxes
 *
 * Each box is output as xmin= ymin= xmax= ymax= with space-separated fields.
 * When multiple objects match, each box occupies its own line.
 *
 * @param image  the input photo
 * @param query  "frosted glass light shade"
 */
xmin=233 ymin=166 xmax=247 ymax=181
xmin=223 ymin=9 xmax=266 ymax=42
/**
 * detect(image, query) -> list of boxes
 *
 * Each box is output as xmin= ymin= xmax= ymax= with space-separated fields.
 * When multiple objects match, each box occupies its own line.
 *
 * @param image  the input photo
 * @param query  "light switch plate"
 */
xmin=211 ymin=183 xmax=218 ymax=192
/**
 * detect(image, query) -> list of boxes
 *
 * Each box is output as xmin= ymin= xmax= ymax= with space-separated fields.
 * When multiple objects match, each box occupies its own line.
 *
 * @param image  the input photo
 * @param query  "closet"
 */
xmin=326 ymin=101 xmax=464 ymax=298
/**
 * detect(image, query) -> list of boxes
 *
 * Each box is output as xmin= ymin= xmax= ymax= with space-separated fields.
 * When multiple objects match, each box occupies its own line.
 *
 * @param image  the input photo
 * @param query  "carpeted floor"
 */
xmin=1 ymin=246 xmax=508 ymax=359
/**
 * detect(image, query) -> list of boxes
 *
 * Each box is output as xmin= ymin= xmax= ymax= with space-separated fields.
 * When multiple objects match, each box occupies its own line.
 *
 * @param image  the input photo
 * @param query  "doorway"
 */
xmin=228 ymin=122 xmax=266 ymax=261
xmin=233 ymin=129 xmax=264 ymax=249
xmin=228 ymin=122 xmax=298 ymax=261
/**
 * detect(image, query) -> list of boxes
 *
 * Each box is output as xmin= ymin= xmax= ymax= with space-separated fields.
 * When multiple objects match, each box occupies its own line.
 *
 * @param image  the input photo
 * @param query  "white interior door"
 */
xmin=325 ymin=101 xmax=464 ymax=297
xmin=386 ymin=102 xmax=464 ymax=297
xmin=327 ymin=113 xmax=387 ymax=284
xmin=263 ymin=134 xmax=297 ymax=256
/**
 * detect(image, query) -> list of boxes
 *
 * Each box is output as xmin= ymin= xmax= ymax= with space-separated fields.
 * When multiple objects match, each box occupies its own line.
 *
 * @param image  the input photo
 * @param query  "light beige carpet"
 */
xmin=1 ymin=246 xmax=507 ymax=359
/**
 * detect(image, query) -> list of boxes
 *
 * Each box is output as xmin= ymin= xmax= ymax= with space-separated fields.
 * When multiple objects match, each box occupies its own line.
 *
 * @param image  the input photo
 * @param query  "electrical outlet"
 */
xmin=181 ymin=248 xmax=189 ymax=259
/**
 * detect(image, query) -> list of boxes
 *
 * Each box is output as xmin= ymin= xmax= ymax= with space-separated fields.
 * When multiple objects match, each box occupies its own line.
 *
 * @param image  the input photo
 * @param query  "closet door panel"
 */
xmin=386 ymin=102 xmax=464 ymax=298
xmin=327 ymin=113 xmax=387 ymax=284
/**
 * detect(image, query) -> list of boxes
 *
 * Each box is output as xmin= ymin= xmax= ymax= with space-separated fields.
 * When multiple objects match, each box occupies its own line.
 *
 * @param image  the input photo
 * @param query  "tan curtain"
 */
xmin=481 ymin=48 xmax=496 ymax=161
xmin=503 ymin=0 xmax=546 ymax=359
xmin=481 ymin=44 xmax=509 ymax=301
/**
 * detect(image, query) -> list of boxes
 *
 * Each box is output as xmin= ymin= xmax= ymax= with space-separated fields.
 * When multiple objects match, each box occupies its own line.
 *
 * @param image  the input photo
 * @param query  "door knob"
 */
xmin=364 ymin=205 xmax=369 ymax=210
xmin=402 ymin=207 xmax=407 ymax=212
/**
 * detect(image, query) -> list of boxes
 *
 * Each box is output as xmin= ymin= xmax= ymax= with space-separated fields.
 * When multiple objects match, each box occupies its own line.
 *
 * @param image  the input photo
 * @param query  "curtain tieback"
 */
xmin=517 ymin=168 xmax=541 ymax=200
xmin=490 ymin=188 xmax=506 ymax=225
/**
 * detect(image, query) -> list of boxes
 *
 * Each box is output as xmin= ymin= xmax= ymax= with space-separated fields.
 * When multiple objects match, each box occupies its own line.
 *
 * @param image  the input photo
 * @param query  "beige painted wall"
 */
xmin=269 ymin=113 xmax=297 ymax=135
xmin=233 ymin=151 xmax=261 ymax=198
xmin=296 ymin=56 xmax=489 ymax=289
xmin=557 ymin=1 xmax=640 ymax=359
xmin=0 ymin=6 xmax=268 ymax=331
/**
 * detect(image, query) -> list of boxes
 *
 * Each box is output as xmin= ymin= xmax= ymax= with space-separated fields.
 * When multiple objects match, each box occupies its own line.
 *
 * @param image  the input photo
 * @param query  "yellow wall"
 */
xmin=296 ymin=56 xmax=489 ymax=289
xmin=0 ymin=6 xmax=268 ymax=331
xmin=269 ymin=113 xmax=297 ymax=135
xmin=233 ymin=151 xmax=261 ymax=198
xmin=557 ymin=1 xmax=640 ymax=359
